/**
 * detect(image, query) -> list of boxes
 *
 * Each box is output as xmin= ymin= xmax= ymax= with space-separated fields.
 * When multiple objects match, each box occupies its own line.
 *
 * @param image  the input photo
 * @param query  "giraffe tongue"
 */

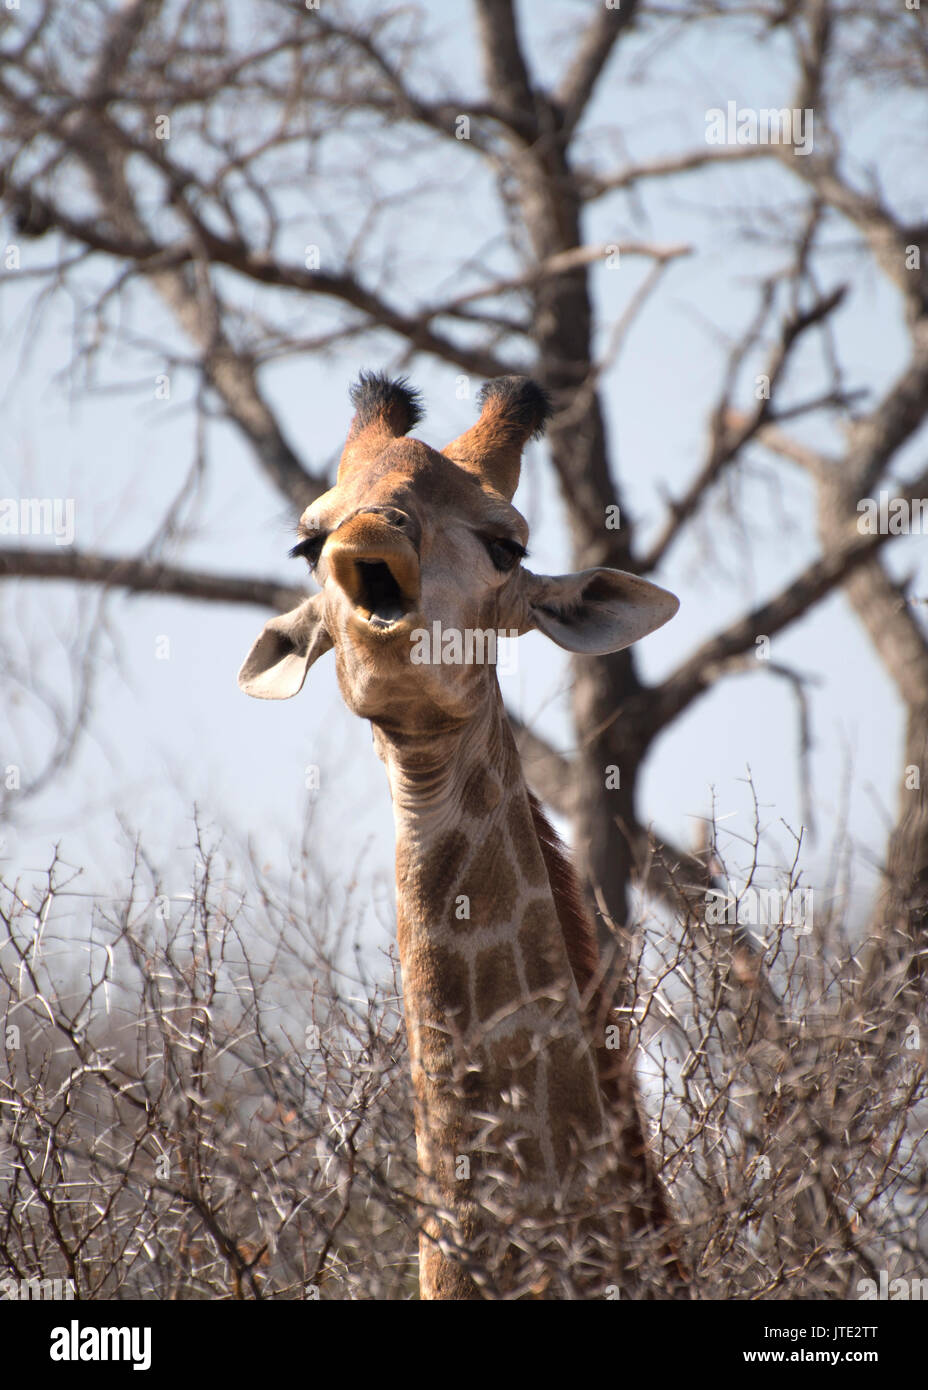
xmin=357 ymin=560 xmax=406 ymax=624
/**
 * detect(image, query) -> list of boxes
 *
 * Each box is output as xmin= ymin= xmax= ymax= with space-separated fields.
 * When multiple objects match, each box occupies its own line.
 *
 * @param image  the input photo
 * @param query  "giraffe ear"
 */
xmin=516 ymin=567 xmax=679 ymax=655
xmin=238 ymin=594 xmax=332 ymax=699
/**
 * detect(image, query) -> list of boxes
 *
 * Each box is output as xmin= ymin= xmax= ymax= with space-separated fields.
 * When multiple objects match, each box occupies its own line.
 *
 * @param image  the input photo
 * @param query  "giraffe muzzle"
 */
xmin=326 ymin=515 xmax=421 ymax=630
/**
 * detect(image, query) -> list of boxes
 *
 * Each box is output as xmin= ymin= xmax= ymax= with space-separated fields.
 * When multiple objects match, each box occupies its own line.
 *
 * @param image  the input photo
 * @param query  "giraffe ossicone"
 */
xmin=239 ymin=372 xmax=681 ymax=1299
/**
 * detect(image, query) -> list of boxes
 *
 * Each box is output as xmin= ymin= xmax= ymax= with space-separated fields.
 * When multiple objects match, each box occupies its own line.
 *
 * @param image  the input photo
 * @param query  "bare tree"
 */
xmin=1 ymin=0 xmax=926 ymax=1298
xmin=1 ymin=807 xmax=924 ymax=1300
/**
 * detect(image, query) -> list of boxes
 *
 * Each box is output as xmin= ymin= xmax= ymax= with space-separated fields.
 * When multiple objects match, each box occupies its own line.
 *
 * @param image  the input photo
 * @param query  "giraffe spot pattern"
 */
xmin=518 ymin=898 xmax=570 ymax=994
xmin=406 ymin=938 xmax=473 ymax=1036
xmin=474 ymin=941 xmax=520 ymax=1022
xmin=454 ymin=830 xmax=518 ymax=930
xmin=405 ymin=829 xmax=471 ymax=914
xmin=545 ymin=1036 xmax=604 ymax=1170
xmin=507 ymin=794 xmax=547 ymax=886
xmin=460 ymin=763 xmax=502 ymax=819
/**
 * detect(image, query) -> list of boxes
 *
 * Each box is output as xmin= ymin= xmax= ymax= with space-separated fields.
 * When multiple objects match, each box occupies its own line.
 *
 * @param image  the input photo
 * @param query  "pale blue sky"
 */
xmin=2 ymin=1 xmax=925 ymax=950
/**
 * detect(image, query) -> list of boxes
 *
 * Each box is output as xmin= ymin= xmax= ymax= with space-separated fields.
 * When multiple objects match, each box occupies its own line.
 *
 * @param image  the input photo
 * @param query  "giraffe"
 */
xmin=238 ymin=373 xmax=681 ymax=1299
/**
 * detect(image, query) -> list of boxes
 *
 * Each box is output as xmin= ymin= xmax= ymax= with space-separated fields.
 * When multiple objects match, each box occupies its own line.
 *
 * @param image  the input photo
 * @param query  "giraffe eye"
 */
xmin=289 ymin=533 xmax=327 ymax=568
xmin=486 ymin=537 xmax=526 ymax=572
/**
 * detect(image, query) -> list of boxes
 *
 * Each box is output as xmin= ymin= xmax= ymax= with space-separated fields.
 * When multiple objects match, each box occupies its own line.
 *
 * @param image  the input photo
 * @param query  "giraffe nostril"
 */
xmin=358 ymin=506 xmax=419 ymax=547
xmin=385 ymin=508 xmax=416 ymax=540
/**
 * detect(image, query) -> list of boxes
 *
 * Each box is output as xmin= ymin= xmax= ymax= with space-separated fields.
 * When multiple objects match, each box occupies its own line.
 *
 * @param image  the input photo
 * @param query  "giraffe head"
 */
xmin=238 ymin=373 xmax=678 ymax=728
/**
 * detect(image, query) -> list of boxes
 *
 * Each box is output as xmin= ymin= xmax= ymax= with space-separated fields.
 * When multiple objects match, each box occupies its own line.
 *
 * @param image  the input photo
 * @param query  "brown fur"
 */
xmin=528 ymin=793 xmax=687 ymax=1285
xmin=444 ymin=378 xmax=552 ymax=500
xmin=240 ymin=372 xmax=683 ymax=1298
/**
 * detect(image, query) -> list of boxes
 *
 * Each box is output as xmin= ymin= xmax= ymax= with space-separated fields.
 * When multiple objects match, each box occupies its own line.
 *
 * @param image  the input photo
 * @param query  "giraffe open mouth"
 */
xmin=326 ymin=517 xmax=421 ymax=631
xmin=355 ymin=559 xmax=411 ymax=628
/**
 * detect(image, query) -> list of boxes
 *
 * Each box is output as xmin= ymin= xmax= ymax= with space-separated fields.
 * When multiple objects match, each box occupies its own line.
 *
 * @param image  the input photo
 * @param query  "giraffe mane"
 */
xmin=527 ymin=791 xmax=600 ymax=1002
xmin=528 ymin=790 xmax=682 ymax=1265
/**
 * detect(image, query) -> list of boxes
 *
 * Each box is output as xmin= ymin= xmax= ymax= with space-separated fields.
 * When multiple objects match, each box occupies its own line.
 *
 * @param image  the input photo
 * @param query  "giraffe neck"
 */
xmin=373 ymin=684 xmax=613 ymax=1299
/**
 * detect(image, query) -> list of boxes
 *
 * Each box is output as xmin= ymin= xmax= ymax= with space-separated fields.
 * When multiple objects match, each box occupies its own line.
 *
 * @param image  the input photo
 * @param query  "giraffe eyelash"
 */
xmin=289 ymin=534 xmax=327 ymax=565
xmin=485 ymin=536 xmax=527 ymax=571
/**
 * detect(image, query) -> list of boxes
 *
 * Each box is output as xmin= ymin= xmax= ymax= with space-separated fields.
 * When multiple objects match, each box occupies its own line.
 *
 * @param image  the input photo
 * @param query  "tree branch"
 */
xmin=0 ymin=548 xmax=306 ymax=613
xmin=577 ymin=146 xmax=766 ymax=202
xmin=644 ymin=462 xmax=928 ymax=736
xmin=430 ymin=239 xmax=690 ymax=319
xmin=473 ymin=0 xmax=538 ymax=139
xmin=640 ymin=283 xmax=848 ymax=574
xmin=554 ymin=0 xmax=641 ymax=141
